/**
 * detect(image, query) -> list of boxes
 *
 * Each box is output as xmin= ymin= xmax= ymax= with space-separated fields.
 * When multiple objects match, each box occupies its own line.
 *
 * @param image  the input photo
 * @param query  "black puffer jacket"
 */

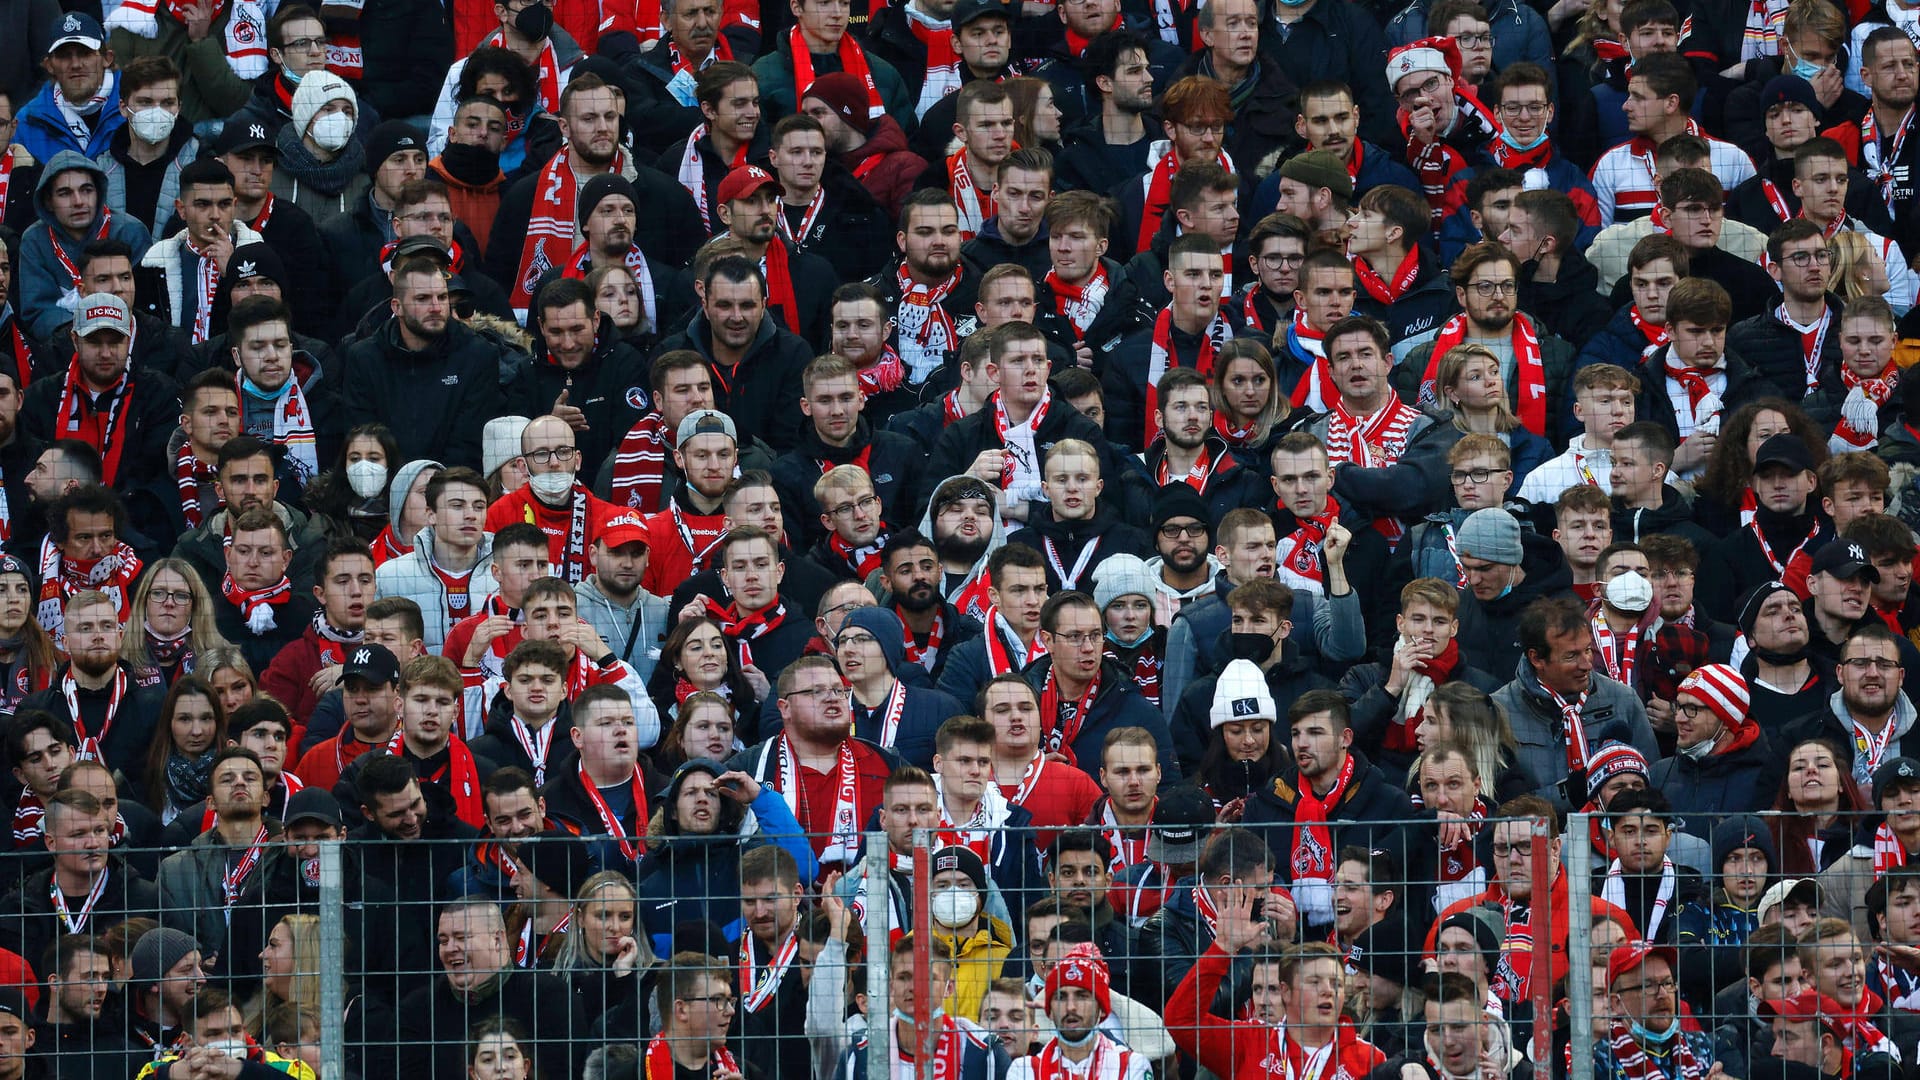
xmin=512 ymin=310 xmax=653 ymax=478
xmin=1726 ymin=297 xmax=1845 ymax=400
xmin=1453 ymin=530 xmax=1573 ymax=676
xmin=654 ymin=312 xmax=813 ymax=453
xmin=339 ymin=318 xmax=514 ymax=470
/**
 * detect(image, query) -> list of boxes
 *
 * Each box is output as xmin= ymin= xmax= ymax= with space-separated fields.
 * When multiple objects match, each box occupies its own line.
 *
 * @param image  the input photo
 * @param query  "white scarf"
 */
xmin=1601 ymin=855 xmax=1676 ymax=939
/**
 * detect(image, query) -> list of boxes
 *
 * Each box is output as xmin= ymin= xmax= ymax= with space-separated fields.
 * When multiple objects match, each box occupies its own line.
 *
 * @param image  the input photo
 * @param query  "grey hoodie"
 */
xmin=915 ymin=474 xmax=1009 ymax=619
xmin=20 ymin=150 xmax=154 ymax=340
xmin=388 ymin=459 xmax=444 ymax=550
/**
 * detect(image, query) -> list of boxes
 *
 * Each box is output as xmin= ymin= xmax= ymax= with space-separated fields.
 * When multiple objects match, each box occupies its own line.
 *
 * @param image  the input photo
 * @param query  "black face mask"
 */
xmin=439 ymin=142 xmax=501 ymax=183
xmin=1229 ymin=632 xmax=1275 ymax=664
xmin=514 ymin=1 xmax=554 ymax=41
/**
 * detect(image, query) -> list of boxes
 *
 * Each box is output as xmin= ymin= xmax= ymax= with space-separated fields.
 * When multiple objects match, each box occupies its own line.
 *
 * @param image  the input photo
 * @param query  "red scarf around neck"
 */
xmin=1353 ymin=246 xmax=1421 ymax=305
xmin=1419 ymin=312 xmax=1547 ymax=435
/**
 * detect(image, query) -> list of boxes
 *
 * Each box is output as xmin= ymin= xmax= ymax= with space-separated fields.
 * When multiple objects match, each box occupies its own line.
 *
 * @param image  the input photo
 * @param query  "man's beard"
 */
xmin=895 ymin=581 xmax=939 ymax=613
xmin=935 ymin=531 xmax=990 ymax=566
xmin=71 ymin=649 xmax=117 ymax=678
xmin=1163 ymin=545 xmax=1205 ymax=573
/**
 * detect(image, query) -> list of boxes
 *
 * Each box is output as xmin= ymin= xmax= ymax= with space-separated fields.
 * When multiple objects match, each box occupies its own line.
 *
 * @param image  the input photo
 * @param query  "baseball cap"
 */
xmin=1146 ymin=785 xmax=1216 ymax=864
xmin=676 ymin=409 xmax=737 ymax=447
xmin=1879 ymin=758 xmax=1920 ymax=805
xmin=214 ymin=118 xmax=278 ymax=157
xmin=340 ymin=643 xmax=401 ymax=686
xmin=601 ymin=511 xmax=650 ymax=550
xmin=73 ymin=294 xmax=132 ymax=338
xmin=49 ymin=11 xmax=105 ymax=52
xmin=392 ymin=234 xmax=451 ymax=264
xmin=1758 ymin=990 xmax=1847 ymax=1036
xmin=1809 ymin=539 xmax=1879 ymax=584
xmin=716 ymin=164 xmax=782 ymax=205
xmin=1757 ymin=878 xmax=1823 ymax=924
xmin=951 ymin=0 xmax=1012 ymax=27
xmin=1752 ymin=433 xmax=1814 ymax=474
xmin=1605 ymin=941 xmax=1677 ymax=989
xmin=282 ymin=788 xmax=343 ymax=828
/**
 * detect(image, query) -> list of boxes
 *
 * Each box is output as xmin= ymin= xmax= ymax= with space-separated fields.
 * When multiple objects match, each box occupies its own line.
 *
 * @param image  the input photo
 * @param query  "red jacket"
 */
xmin=259 ymin=626 xmax=351 ymax=739
xmin=1167 ymin=942 xmax=1384 ymax=1080
xmin=841 ymin=116 xmax=928 ymax=221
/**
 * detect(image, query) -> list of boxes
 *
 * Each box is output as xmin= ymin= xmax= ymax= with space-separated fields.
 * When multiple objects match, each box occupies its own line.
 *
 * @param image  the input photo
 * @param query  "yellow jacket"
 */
xmin=933 ymin=915 xmax=1015 ymax=1021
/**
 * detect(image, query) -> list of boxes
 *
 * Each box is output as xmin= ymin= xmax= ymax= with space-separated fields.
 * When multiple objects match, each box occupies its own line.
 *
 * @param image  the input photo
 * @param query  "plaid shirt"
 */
xmin=1646 ymin=622 xmax=1715 ymax=702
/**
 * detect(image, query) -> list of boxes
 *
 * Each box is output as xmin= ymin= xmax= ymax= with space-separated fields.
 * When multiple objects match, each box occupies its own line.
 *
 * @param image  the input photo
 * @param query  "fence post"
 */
xmin=1566 ymin=813 xmax=1595 ymax=1080
xmin=317 ymin=839 xmax=345 ymax=1080
xmin=865 ymin=830 xmax=891 ymax=1080
xmin=913 ymin=827 xmax=934 ymax=1080
xmin=1527 ymin=815 xmax=1554 ymax=1063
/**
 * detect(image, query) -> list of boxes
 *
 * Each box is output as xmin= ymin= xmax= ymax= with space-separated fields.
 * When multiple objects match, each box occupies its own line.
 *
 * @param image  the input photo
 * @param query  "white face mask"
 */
xmin=308 ymin=110 xmax=354 ymax=151
xmin=527 ymin=471 xmax=575 ymax=499
xmin=128 ymin=106 xmax=176 ymax=144
xmin=1605 ymin=570 xmax=1654 ymax=614
xmin=203 ymin=1039 xmax=250 ymax=1061
xmin=930 ymin=886 xmax=980 ymax=928
xmin=346 ymin=460 xmax=388 ymax=499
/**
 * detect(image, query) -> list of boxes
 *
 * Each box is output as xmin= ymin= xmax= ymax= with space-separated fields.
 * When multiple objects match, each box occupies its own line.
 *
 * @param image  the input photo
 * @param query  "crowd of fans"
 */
xmin=10 ymin=0 xmax=1920 ymax=1073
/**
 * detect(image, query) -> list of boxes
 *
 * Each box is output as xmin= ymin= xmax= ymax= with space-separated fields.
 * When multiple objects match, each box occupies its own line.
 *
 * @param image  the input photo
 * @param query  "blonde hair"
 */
xmin=1437 ymin=344 xmax=1521 ymax=435
xmin=246 ymin=914 xmax=323 ymax=1032
xmin=550 ymin=872 xmax=644 ymax=970
xmin=122 ymin=558 xmax=234 ymax=674
xmin=1829 ymin=231 xmax=1884 ymax=303
xmin=813 ymin=463 xmax=874 ymax=506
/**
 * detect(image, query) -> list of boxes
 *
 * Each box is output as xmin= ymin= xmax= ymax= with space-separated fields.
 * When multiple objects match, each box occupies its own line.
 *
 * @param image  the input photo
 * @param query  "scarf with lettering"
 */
xmin=1137 ymin=141 xmax=1234 ymax=250
xmin=1143 ymin=308 xmax=1228 ymax=445
xmin=1862 ymin=105 xmax=1916 ymax=214
xmin=54 ymin=358 xmax=134 ymax=485
xmin=244 ymin=373 xmax=318 ymax=482
xmin=512 ymin=145 xmax=628 ymax=315
xmin=1418 ymin=312 xmax=1547 ymax=435
xmin=1352 ymin=246 xmax=1421 ymax=305
xmin=790 ymin=27 xmax=884 ymax=121
xmin=1276 ymin=495 xmax=1338 ymax=594
xmin=108 ymin=0 xmax=268 ymax=79
xmin=898 ymin=263 xmax=963 ymax=360
xmin=678 ymin=123 xmax=750 ymax=232
xmin=1292 ymin=753 xmax=1355 ymax=884
xmin=36 ymin=537 xmax=140 ymax=644
xmin=609 ymin=414 xmax=671 ymax=512
xmin=1047 ymin=264 xmax=1110 ymax=340
xmin=948 ymin=149 xmax=996 ymax=240
xmin=1324 ymin=397 xmax=1420 ymax=469
xmin=906 ymin=7 xmax=960 ymax=117
xmin=1037 ymin=664 xmax=1098 ymax=764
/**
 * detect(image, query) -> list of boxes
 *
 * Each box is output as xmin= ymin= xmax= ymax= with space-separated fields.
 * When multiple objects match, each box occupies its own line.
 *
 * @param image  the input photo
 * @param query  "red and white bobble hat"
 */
xmin=1044 ymin=942 xmax=1113 ymax=1017
xmin=1385 ymin=37 xmax=1460 ymax=92
xmin=1676 ymin=663 xmax=1751 ymax=730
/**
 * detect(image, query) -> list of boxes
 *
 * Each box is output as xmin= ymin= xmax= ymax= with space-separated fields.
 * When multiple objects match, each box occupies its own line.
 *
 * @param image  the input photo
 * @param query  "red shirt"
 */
xmin=999 ymin=757 xmax=1102 ymax=850
xmin=763 ymin=740 xmax=893 ymax=863
xmin=484 ymin=485 xmax=621 ymax=576
xmin=639 ymin=502 xmax=727 ymax=597
xmin=293 ymin=734 xmax=383 ymax=793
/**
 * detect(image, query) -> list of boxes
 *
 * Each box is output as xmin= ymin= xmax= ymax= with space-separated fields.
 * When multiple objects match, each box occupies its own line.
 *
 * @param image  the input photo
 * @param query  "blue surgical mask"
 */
xmin=283 ymin=69 xmax=304 ymax=86
xmin=1107 ymin=626 xmax=1153 ymax=649
xmin=1790 ymin=56 xmax=1824 ymax=80
xmin=1631 ymin=1018 xmax=1680 ymax=1045
xmin=1499 ymin=128 xmax=1548 ymax=152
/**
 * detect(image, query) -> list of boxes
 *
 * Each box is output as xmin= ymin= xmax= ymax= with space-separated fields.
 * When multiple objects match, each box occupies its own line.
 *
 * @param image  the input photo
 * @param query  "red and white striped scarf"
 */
xmin=1606 ymin=1018 xmax=1705 ymax=1080
xmin=1143 ymin=308 xmax=1227 ymax=445
xmin=1047 ymin=264 xmax=1110 ymax=340
xmin=1324 ymin=397 xmax=1420 ymax=468
xmin=175 ymin=444 xmax=218 ymax=529
xmin=108 ymin=0 xmax=268 ymax=79
xmin=608 ymin=416 xmax=670 ymax=512
xmin=948 ymin=149 xmax=996 ymax=240
xmin=905 ymin=8 xmax=960 ymax=117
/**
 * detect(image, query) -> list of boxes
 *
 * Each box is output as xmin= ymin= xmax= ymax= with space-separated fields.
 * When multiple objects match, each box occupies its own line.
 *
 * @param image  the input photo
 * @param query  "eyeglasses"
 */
xmin=1395 ymin=74 xmax=1448 ymax=105
xmin=1498 ymin=101 xmax=1551 ymax=117
xmin=1465 ymin=280 xmax=1518 ymax=297
xmin=524 ymin=446 xmax=578 ymax=465
xmin=1257 ymin=252 xmax=1307 ymax=268
xmin=1452 ymin=31 xmax=1491 ymax=46
xmin=683 ymin=994 xmax=737 ymax=1011
xmin=1674 ymin=702 xmax=1711 ymax=720
xmin=835 ymin=631 xmax=879 ymax=648
xmin=1048 ymin=630 xmax=1104 ymax=646
xmin=279 ymin=35 xmax=328 ymax=50
xmin=1614 ymin=978 xmax=1678 ymax=996
xmin=1668 ymin=202 xmax=1723 ymax=217
xmin=1650 ymin=568 xmax=1693 ymax=581
xmin=1843 ymin=657 xmax=1901 ymax=673
xmin=1178 ymin=121 xmax=1228 ymax=136
xmin=149 ymin=589 xmax=193 ymax=606
xmin=1783 ymin=249 xmax=1836 ymax=267
xmin=820 ymin=600 xmax=867 ymax=622
xmin=1450 ymin=468 xmax=1508 ymax=484
xmin=783 ymin=685 xmax=850 ymax=705
xmin=1158 ymin=523 xmax=1207 ymax=539
xmin=827 ymin=493 xmax=881 ymax=519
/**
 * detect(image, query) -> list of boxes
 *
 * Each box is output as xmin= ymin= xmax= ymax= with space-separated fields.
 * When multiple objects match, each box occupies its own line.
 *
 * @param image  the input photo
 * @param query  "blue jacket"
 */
xmin=1576 ymin=304 xmax=1658 ymax=373
xmin=632 ymin=779 xmax=818 ymax=958
xmin=17 ymin=75 xmax=124 ymax=163
xmin=19 ymin=150 xmax=153 ymax=340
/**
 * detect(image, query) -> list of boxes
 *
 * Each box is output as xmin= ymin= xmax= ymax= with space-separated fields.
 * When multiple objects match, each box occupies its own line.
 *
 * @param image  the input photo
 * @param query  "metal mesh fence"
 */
xmin=3 ymin=810 xmax=1907 ymax=1080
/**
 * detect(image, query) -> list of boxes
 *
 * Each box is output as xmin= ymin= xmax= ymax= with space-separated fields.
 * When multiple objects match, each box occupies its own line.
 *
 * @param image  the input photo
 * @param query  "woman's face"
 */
xmin=578 ymin=891 xmax=636 ymax=963
xmin=1744 ymin=409 xmax=1792 ymax=462
xmin=345 ymin=436 xmax=387 ymax=467
xmin=1419 ymin=703 xmax=1453 ymax=749
xmin=1220 ymin=358 xmax=1272 ymax=421
xmin=596 ymin=272 xmax=641 ymax=330
xmin=679 ymin=627 xmax=729 ymax=687
xmin=1789 ymin=743 xmax=1842 ymax=808
xmin=209 ymin=665 xmax=255 ymax=717
xmin=681 ymin=702 xmax=735 ymax=760
xmin=1219 ymin=718 xmax=1270 ymax=763
xmin=145 ymin=569 xmax=194 ymax=637
xmin=1033 ymin=86 xmax=1061 ymax=142
xmin=0 ymin=574 xmax=31 ymax=634
xmin=1447 ymin=355 xmax=1504 ymax=413
xmin=171 ymin=692 xmax=220 ymax=756
xmin=260 ymin=922 xmax=297 ymax=999
xmin=470 ymin=1033 xmax=529 ymax=1080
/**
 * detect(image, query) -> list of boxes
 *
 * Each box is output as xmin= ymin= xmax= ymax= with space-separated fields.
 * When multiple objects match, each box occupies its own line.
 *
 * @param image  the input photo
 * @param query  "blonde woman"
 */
xmin=250 ymin=914 xmax=323 ymax=1029
xmin=121 ymin=558 xmax=231 ymax=688
xmin=198 ymin=646 xmax=259 ymax=719
xmin=1209 ymin=339 xmax=1307 ymax=466
xmin=1831 ymin=230 xmax=1893 ymax=304
xmin=547 ymin=871 xmax=649 ymax=1019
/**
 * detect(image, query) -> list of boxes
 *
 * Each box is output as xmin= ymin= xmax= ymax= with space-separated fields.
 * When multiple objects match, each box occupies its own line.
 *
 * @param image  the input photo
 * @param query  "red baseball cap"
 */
xmin=716 ymin=164 xmax=782 ymax=205
xmin=600 ymin=511 xmax=649 ymax=550
xmin=1758 ymin=990 xmax=1847 ymax=1037
xmin=1606 ymin=941 xmax=1678 ymax=989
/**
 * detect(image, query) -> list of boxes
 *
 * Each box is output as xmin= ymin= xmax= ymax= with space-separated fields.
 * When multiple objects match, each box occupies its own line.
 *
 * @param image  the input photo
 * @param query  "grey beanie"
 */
xmin=1455 ymin=508 xmax=1523 ymax=566
xmin=842 ymin=605 xmax=906 ymax=675
xmin=388 ymin=459 xmax=444 ymax=541
xmin=129 ymin=927 xmax=200 ymax=983
xmin=1093 ymin=553 xmax=1156 ymax=612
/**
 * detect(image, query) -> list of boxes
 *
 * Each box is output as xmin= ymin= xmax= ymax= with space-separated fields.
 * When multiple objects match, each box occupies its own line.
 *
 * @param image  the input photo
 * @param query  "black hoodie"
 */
xmin=1611 ymin=484 xmax=1718 ymax=553
xmin=1518 ymin=250 xmax=1613 ymax=354
xmin=1453 ymin=530 xmax=1574 ymax=676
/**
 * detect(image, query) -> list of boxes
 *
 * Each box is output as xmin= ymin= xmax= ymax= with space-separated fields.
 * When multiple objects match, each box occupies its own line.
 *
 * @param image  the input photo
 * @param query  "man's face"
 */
xmin=1669 ymin=318 xmax=1727 ymax=369
xmin=1630 ymin=259 xmax=1679 ymax=323
xmin=64 ymin=602 xmax=120 ymax=676
xmin=227 ymin=526 xmax=292 ymax=590
xmin=54 ymin=952 xmax=110 ymax=1021
xmin=11 ymin=728 xmax=73 ymax=795
xmin=400 ymin=677 xmax=461 ymax=748
xmin=1048 ymin=220 xmax=1108 ymax=283
xmin=1792 ymin=153 xmax=1849 ymax=224
xmin=1497 ymin=206 xmax=1548 ymax=265
xmin=997 ymin=166 xmax=1050 ymax=243
xmin=800 ymin=97 xmax=856 ymax=152
xmin=1398 ymin=600 xmax=1456 ymax=651
xmin=1158 ymin=385 xmax=1213 ymax=452
xmin=1530 ymin=625 xmax=1594 ymax=695
xmin=975 ymin=275 xmax=1036 ymax=328
xmin=934 ymin=496 xmax=992 ymax=555
xmin=1289 ymin=710 xmax=1348 ymax=780
xmin=722 ymin=188 xmax=780 ymax=245
xmin=1809 ymin=934 xmax=1868 ymax=1005
xmin=1275 ymin=177 xmax=1323 ymax=223
xmin=705 ymin=278 xmax=766 ymax=350
xmin=1765 ymin=101 xmax=1818 ymax=152
xmin=1443 ymin=14 xmax=1493 ymax=79
xmin=1327 ymin=331 xmax=1389 ymax=404
xmin=802 ymin=374 xmax=864 ymax=445
xmin=991 ymin=336 xmax=1050 ymax=410
xmin=237 ymin=720 xmax=287 ymax=779
xmin=1458 ymin=257 xmax=1518 ymax=331
xmin=208 ymin=755 xmax=264 ymax=818
xmin=1101 ymin=47 xmax=1154 ymax=112
xmin=1840 ymin=635 xmax=1903 ymax=714
xmin=1295 ymin=91 xmax=1359 ymax=160
xmin=1867 ymin=38 xmax=1920 ymax=111
xmin=879 ymin=781 xmax=938 ymax=853
xmin=234 ymin=317 xmax=294 ymax=392
xmin=1155 ymin=514 xmax=1209 ymax=574
xmin=1611 ymin=956 xmax=1678 ymax=1031
xmin=60 ymin=509 xmax=118 ymax=566
xmin=1332 ymin=860 xmax=1384 ymax=937
xmin=80 ymin=255 xmax=134 ymax=307
xmin=429 ymin=481 xmax=487 ymax=554
xmin=1751 ymin=462 xmax=1814 ymax=515
xmin=990 ymin=565 xmax=1049 ymax=634
xmin=524 ymin=593 xmax=579 ymax=646
xmin=958 ymin=101 xmax=1016 ymax=164
xmin=1490 ymin=820 xmax=1556 ymax=898
xmin=1043 ymin=452 xmax=1102 ymax=521
xmin=1608 ymin=811 xmax=1672 ymax=873
xmin=1040 ymin=602 xmax=1104 ymax=685
xmin=720 ymin=538 xmax=782 ymax=612
xmin=177 ymin=182 xmax=236 ymax=246
xmin=505 ymin=662 xmax=561 ymax=720
xmin=1497 ymin=83 xmax=1554 ymax=146
xmin=1623 ymin=76 xmax=1675 ymax=134
xmin=485 ymin=788 xmax=544 ymax=839
xmin=573 ymin=701 xmax=638 ymax=770
xmin=47 ymin=807 xmax=108 ymax=880
xmin=1774 ymin=236 xmax=1832 ymax=302
xmin=182 ymin=387 xmax=240 ymax=453
xmin=1252 ymin=236 xmax=1306 ymax=297
xmin=1295 ymin=267 xmax=1355 ymax=330
xmin=778 ymin=663 xmax=851 ymax=742
xmin=157 ymin=952 xmax=207 ymax=1015
xmin=367 ymin=779 xmax=425 ymax=841
xmin=44 ymin=43 xmax=109 ymax=105
xmin=935 ymin=737 xmax=994 ymax=806
xmin=560 ymin=87 xmax=622 ymax=166
xmin=1841 ymin=315 xmax=1895 ymax=380
xmin=901 ymin=205 xmax=962 ymax=278
xmin=1049 ymin=985 xmax=1101 ymax=1043
xmin=581 ymin=194 xmax=636 ymax=258
xmin=669 ymin=0 xmax=721 ymax=54
xmin=1419 ymin=753 xmax=1478 ymax=816
xmin=438 ymin=907 xmax=507 ymax=990
xmin=1664 ymin=198 xmax=1724 ymax=252
xmin=1281 ymin=959 xmax=1345 ymax=1029
xmin=771 ymin=129 xmax=827 ymax=193
xmin=451 ymin=101 xmax=509 ymax=152
xmin=1179 ymin=186 xmax=1240 ymax=248
xmin=1754 ymin=957 xmax=1807 ymax=1003
xmin=655 ymin=365 xmax=716 ymax=431
xmin=1270 ymin=448 xmax=1331 ymax=519
xmin=883 ymin=544 xmax=939 ymax=613
xmin=1887 ymin=879 xmax=1920 ymax=942
xmin=1770 ymin=1019 xmax=1829 ymax=1069
xmin=392 ymin=271 xmax=451 ymax=339
xmin=821 ymin=480 xmax=881 ymax=545
xmin=1471 ymin=187 xmax=1519 ymax=245
xmin=707 ymin=77 xmax=761 ymax=144
xmin=1165 ymin=251 xmax=1226 ymax=320
xmin=1167 ymin=112 xmax=1226 ymax=163
xmin=124 ymin=76 xmax=179 ymax=131
xmin=956 ymin=12 xmax=1011 ymax=70
xmin=1200 ymin=0 xmax=1260 ymax=67
xmin=793 ymin=0 xmax=851 ymax=42
xmin=979 ymin=992 xmax=1028 ymax=1049
xmin=1427 ymin=1001 xmax=1484 ymax=1076
xmin=72 ymin=328 xmax=129 ymax=388
xmin=1828 ymin=482 xmax=1888 ymax=537
xmin=1100 ymin=743 xmax=1160 ymax=814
